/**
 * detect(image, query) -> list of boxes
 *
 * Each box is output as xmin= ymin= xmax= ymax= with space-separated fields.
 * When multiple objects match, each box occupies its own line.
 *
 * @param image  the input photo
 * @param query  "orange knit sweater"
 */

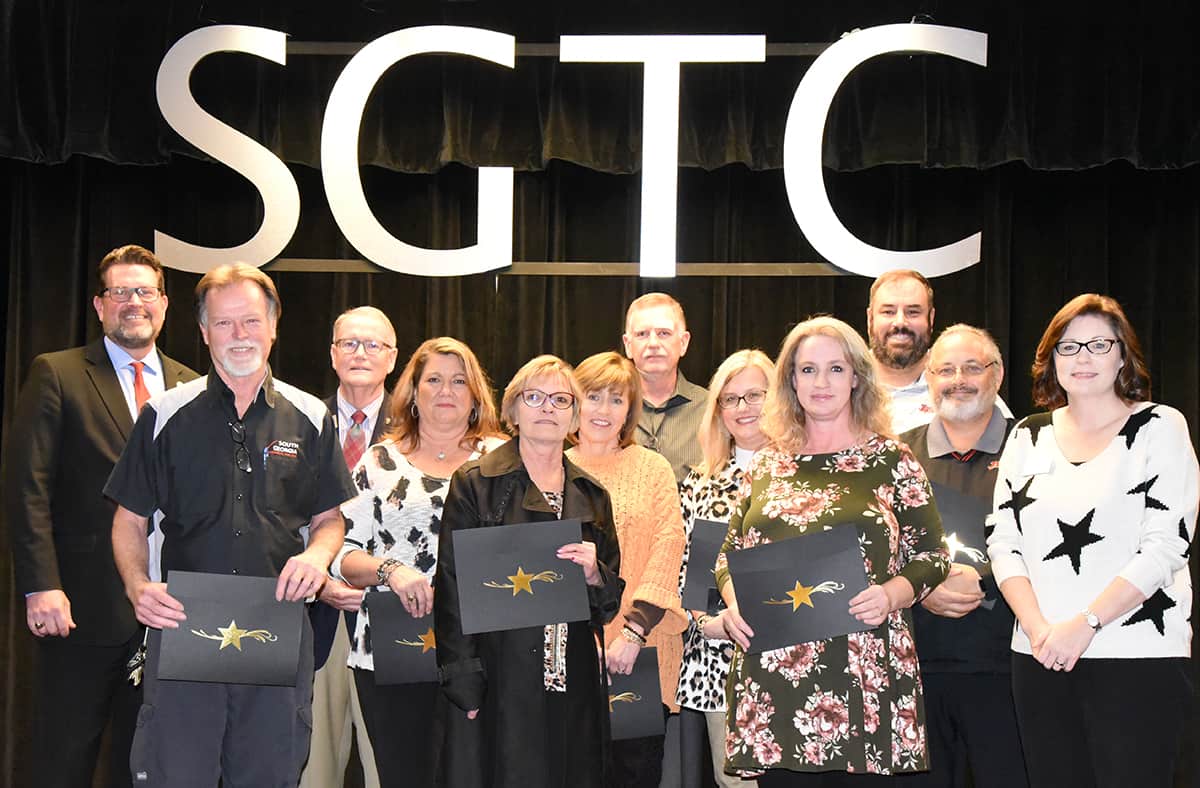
xmin=567 ymin=445 xmax=687 ymax=710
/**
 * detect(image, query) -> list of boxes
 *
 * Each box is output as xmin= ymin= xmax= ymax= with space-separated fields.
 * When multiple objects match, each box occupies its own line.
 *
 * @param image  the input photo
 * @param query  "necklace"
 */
xmin=436 ymin=450 xmax=446 ymax=461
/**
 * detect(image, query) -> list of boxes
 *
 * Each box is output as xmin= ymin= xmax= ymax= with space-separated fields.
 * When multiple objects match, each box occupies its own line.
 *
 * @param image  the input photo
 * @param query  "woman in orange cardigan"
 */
xmin=567 ymin=351 xmax=687 ymax=788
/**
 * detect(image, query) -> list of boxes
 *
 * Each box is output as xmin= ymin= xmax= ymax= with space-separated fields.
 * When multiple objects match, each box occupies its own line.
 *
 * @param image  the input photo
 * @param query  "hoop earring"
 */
xmin=469 ymin=406 xmax=478 ymax=425
xmin=410 ymin=401 xmax=419 ymax=419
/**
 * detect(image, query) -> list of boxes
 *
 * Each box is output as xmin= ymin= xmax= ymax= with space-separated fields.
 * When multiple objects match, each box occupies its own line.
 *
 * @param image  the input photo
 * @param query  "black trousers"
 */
xmin=892 ymin=672 xmax=1028 ymax=788
xmin=33 ymin=633 xmax=142 ymax=788
xmin=757 ymin=769 xmax=897 ymax=787
xmin=1011 ymin=653 xmax=1193 ymax=788
xmin=353 ymin=669 xmax=446 ymax=787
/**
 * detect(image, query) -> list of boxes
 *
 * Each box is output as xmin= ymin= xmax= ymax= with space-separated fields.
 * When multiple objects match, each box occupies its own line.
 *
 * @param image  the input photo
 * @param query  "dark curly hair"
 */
xmin=1030 ymin=294 xmax=1150 ymax=408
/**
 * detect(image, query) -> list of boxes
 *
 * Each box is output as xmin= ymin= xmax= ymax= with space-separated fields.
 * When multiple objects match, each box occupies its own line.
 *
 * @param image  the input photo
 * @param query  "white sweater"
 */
xmin=987 ymin=402 xmax=1198 ymax=658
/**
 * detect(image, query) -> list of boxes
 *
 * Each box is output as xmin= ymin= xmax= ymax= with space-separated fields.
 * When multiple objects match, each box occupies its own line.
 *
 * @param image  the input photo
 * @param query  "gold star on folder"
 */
xmin=418 ymin=627 xmax=436 ymax=653
xmin=785 ymin=581 xmax=816 ymax=610
xmin=219 ymin=620 xmax=250 ymax=650
xmin=508 ymin=567 xmax=535 ymax=596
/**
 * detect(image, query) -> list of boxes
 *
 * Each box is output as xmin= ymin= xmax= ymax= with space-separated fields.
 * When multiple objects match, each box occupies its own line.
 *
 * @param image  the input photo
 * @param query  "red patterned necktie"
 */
xmin=343 ymin=410 xmax=367 ymax=469
xmin=130 ymin=361 xmax=151 ymax=413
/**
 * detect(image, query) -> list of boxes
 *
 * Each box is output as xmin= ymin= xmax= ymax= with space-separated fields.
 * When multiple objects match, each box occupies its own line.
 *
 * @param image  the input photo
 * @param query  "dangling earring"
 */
xmin=410 ymin=401 xmax=419 ymax=419
xmin=468 ymin=406 xmax=478 ymax=425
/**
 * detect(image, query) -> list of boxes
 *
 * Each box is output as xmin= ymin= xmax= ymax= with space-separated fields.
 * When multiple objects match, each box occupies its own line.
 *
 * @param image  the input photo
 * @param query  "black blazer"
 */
xmin=4 ymin=339 xmax=198 ymax=646
xmin=311 ymin=391 xmax=393 ymax=669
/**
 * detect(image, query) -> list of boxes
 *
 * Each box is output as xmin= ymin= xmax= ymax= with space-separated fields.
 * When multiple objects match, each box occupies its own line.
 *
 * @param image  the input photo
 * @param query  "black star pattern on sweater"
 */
xmin=1127 ymin=475 xmax=1168 ymax=511
xmin=1042 ymin=509 xmax=1104 ymax=574
xmin=421 ymin=475 xmax=442 ymax=494
xmin=1117 ymin=405 xmax=1159 ymax=449
xmin=999 ymin=477 xmax=1037 ymax=533
xmin=1120 ymin=589 xmax=1176 ymax=636
xmin=354 ymin=465 xmax=369 ymax=490
xmin=387 ymin=477 xmax=409 ymax=509
xmin=1020 ymin=413 xmax=1051 ymax=447
xmin=1182 ymin=518 xmax=1192 ymax=559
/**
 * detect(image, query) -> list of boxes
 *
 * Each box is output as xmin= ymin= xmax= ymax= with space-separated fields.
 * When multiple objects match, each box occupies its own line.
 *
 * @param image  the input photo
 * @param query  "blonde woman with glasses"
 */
xmin=676 ymin=349 xmax=775 ymax=787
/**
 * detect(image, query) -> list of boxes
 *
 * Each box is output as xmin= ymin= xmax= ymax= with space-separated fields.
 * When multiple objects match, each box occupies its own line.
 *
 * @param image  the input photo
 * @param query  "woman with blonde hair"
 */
xmin=332 ymin=336 xmax=506 ymax=786
xmin=436 ymin=355 xmax=624 ymax=788
xmin=716 ymin=316 xmax=948 ymax=785
xmin=565 ymin=351 xmax=687 ymax=787
xmin=676 ymin=348 xmax=775 ymax=787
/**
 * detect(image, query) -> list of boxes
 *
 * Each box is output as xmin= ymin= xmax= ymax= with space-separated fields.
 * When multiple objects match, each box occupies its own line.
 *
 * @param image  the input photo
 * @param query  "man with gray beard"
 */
xmin=897 ymin=325 xmax=1028 ymax=788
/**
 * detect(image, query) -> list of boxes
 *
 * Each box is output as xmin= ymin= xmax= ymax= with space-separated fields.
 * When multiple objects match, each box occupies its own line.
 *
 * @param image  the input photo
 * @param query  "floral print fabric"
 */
xmin=715 ymin=436 xmax=948 ymax=776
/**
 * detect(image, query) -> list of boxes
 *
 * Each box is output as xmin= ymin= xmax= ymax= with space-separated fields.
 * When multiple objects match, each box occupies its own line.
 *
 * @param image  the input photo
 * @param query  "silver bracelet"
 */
xmin=376 ymin=557 xmax=402 ymax=585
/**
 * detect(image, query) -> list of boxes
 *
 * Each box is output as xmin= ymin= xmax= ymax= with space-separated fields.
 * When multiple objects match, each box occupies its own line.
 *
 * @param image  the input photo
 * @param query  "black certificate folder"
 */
xmin=157 ymin=571 xmax=303 ymax=686
xmin=726 ymin=525 xmax=870 ymax=654
xmin=929 ymin=482 xmax=991 ymax=576
xmin=364 ymin=591 xmax=438 ymax=685
xmin=452 ymin=519 xmax=590 ymax=635
xmin=681 ymin=519 xmax=728 ymax=611
xmin=608 ymin=647 xmax=665 ymax=740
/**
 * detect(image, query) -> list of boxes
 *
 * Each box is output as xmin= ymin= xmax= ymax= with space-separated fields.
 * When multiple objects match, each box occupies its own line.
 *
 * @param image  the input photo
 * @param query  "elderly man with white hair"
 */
xmin=897 ymin=324 xmax=1028 ymax=788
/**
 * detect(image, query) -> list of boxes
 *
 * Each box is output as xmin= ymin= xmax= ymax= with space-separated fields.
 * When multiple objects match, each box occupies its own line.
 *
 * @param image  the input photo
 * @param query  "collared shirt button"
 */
xmin=235 ymin=493 xmax=244 ymax=501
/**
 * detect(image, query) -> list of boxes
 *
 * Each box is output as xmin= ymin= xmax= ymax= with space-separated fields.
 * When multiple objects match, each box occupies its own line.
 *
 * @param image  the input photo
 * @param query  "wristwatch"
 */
xmin=1081 ymin=609 xmax=1102 ymax=631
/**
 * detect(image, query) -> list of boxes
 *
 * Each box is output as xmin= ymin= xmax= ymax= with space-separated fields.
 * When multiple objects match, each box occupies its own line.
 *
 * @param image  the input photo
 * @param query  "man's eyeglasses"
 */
xmin=929 ymin=361 xmax=998 ymax=379
xmin=521 ymin=389 xmax=575 ymax=410
xmin=717 ymin=389 xmax=767 ymax=410
xmin=333 ymin=338 xmax=394 ymax=356
xmin=230 ymin=420 xmax=252 ymax=474
xmin=1054 ymin=338 xmax=1121 ymax=357
xmin=99 ymin=286 xmax=163 ymax=303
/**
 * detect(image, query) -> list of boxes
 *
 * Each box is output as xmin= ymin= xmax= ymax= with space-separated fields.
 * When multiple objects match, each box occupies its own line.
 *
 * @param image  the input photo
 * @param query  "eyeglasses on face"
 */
xmin=521 ymin=389 xmax=575 ymax=410
xmin=1053 ymin=338 xmax=1121 ymax=357
xmin=717 ymin=389 xmax=768 ymax=410
xmin=229 ymin=420 xmax=252 ymax=474
xmin=333 ymin=338 xmax=394 ymax=356
xmin=929 ymin=361 xmax=998 ymax=379
xmin=100 ymin=286 xmax=163 ymax=303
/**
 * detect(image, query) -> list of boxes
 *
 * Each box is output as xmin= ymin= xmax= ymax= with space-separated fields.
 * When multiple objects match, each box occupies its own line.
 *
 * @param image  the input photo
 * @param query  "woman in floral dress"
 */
xmin=714 ymin=316 xmax=948 ymax=786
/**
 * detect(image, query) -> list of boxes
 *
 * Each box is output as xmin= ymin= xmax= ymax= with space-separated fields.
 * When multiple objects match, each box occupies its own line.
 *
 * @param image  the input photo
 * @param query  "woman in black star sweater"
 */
xmin=987 ymin=294 xmax=1197 ymax=788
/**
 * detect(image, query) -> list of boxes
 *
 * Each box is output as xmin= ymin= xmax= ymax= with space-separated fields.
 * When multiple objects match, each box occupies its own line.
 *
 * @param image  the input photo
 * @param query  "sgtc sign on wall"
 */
xmin=155 ymin=24 xmax=986 ymax=279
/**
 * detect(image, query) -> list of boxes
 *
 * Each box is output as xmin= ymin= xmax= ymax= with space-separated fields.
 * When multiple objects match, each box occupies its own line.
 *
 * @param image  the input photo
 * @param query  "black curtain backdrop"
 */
xmin=3 ymin=2 xmax=1200 ymax=786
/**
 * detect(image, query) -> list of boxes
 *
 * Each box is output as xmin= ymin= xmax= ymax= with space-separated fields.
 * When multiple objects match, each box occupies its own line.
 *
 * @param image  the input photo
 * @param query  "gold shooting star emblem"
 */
xmin=608 ymin=691 xmax=642 ymax=712
xmin=764 ymin=580 xmax=845 ymax=611
xmin=396 ymin=627 xmax=437 ymax=653
xmin=191 ymin=619 xmax=278 ymax=651
xmin=483 ymin=567 xmax=563 ymax=596
xmin=944 ymin=533 xmax=988 ymax=564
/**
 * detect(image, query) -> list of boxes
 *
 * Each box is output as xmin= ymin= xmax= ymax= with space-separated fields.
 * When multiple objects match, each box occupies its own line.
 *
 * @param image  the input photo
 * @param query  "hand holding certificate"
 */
xmin=725 ymin=524 xmax=870 ymax=654
xmin=450 ymin=519 xmax=590 ymax=634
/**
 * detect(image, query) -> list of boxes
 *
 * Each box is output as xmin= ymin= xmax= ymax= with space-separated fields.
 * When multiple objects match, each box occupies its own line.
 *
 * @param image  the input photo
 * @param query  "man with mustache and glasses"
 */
xmin=5 ymin=245 xmax=198 ymax=787
xmin=896 ymin=325 xmax=1028 ymax=788
xmin=107 ymin=263 xmax=357 ymax=787
xmin=868 ymin=270 xmax=1010 ymax=434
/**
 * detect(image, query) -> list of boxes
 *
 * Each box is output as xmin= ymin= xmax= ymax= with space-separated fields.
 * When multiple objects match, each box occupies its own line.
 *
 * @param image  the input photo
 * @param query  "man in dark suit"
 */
xmin=4 ymin=244 xmax=198 ymax=787
xmin=300 ymin=306 xmax=399 ymax=788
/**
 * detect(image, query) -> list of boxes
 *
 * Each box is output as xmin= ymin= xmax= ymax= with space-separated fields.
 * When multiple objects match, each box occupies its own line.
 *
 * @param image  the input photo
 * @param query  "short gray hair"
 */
xmin=332 ymin=306 xmax=396 ymax=345
xmin=929 ymin=324 xmax=1003 ymax=367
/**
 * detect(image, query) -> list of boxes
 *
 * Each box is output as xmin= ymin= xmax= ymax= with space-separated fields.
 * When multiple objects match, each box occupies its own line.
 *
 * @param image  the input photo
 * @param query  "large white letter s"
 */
xmin=155 ymin=26 xmax=300 ymax=273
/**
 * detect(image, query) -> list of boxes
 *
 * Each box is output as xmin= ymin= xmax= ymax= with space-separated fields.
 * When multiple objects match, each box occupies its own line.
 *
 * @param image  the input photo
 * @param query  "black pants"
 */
xmin=1011 ymin=653 xmax=1193 ymax=788
xmin=352 ymin=669 xmax=446 ymax=788
xmin=33 ymin=633 xmax=142 ymax=788
xmin=757 ymin=770 xmax=897 ymax=787
xmin=892 ymin=672 xmax=1027 ymax=788
xmin=607 ymin=704 xmax=668 ymax=788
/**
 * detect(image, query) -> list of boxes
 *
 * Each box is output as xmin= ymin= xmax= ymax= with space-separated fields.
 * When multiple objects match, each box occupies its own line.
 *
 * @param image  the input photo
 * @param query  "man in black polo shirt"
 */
xmin=898 ymin=324 xmax=1028 ymax=788
xmin=107 ymin=263 xmax=356 ymax=787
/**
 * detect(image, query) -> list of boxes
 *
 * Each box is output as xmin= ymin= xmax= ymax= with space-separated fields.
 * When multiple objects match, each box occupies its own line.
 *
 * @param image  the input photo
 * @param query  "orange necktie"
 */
xmin=131 ymin=361 xmax=151 ymax=413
